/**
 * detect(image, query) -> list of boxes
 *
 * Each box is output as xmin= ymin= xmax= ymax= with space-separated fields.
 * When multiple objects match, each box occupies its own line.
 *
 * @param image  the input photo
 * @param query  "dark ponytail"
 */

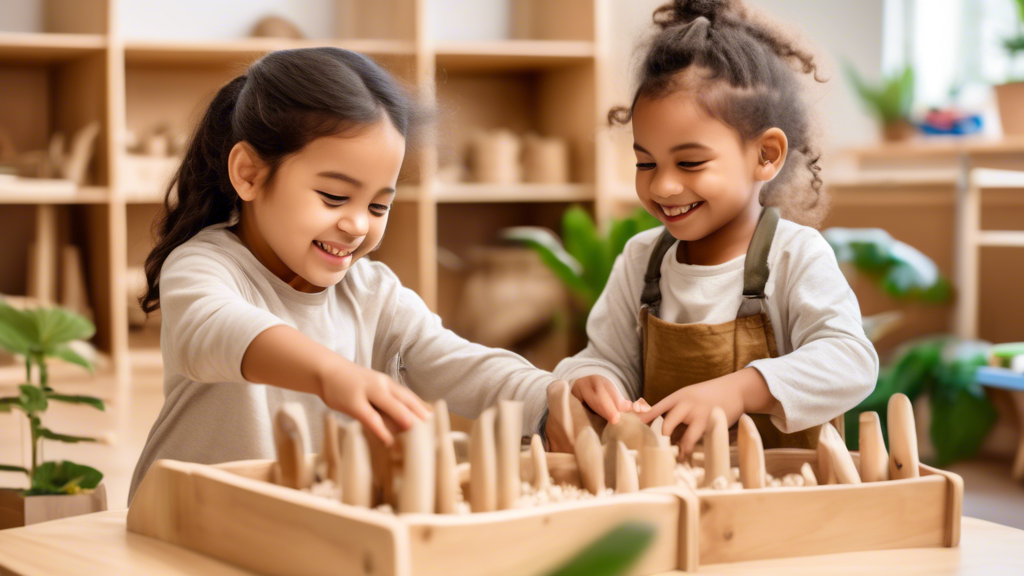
xmin=140 ymin=48 xmax=416 ymax=314
xmin=611 ymin=0 xmax=829 ymax=227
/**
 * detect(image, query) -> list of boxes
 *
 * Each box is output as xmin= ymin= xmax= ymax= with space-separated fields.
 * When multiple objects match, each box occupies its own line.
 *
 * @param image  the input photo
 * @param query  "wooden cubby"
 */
xmin=0 ymin=0 xmax=619 ymax=389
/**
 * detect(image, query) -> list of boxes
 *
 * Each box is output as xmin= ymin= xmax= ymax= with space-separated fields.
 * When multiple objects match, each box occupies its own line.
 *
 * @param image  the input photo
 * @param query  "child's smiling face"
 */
xmin=230 ymin=118 xmax=406 ymax=292
xmin=631 ymin=90 xmax=781 ymax=244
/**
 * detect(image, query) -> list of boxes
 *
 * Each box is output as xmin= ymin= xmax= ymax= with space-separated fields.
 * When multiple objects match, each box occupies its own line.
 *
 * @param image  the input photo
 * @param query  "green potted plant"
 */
xmin=0 ymin=298 xmax=108 ymax=530
xmin=996 ymin=0 xmax=1024 ymax=136
xmin=844 ymin=63 xmax=916 ymax=141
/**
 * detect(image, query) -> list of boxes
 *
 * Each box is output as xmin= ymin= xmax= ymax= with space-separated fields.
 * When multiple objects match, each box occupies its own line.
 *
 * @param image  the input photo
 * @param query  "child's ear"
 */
xmin=755 ymin=128 xmax=788 ymax=182
xmin=228 ymin=142 xmax=265 ymax=201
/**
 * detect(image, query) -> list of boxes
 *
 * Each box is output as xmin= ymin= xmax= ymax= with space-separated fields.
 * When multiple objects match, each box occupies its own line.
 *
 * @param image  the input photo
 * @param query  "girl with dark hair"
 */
xmin=129 ymin=48 xmax=558 ymax=503
xmin=550 ymin=0 xmax=878 ymax=456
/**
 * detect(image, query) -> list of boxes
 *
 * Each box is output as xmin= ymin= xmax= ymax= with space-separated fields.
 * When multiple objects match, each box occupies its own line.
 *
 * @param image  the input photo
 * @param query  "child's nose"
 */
xmin=338 ymin=209 xmax=369 ymax=237
xmin=649 ymin=170 xmax=685 ymax=200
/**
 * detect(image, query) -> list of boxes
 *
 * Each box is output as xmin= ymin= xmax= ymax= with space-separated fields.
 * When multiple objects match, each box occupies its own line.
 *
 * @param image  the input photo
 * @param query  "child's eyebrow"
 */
xmin=633 ymin=142 xmax=711 ymax=154
xmin=317 ymin=171 xmax=363 ymax=187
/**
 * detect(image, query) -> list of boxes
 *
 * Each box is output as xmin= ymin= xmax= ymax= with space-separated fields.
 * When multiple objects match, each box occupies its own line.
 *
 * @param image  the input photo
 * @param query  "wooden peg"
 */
xmin=816 ymin=426 xmax=837 ymax=485
xmin=639 ymin=445 xmax=675 ymax=489
xmin=602 ymin=412 xmax=660 ymax=450
xmin=650 ymin=415 xmax=665 ymax=439
xmin=615 ymin=440 xmax=639 ymax=494
xmin=575 ymin=427 xmax=605 ymax=494
xmin=365 ymin=423 xmax=396 ymax=507
xmin=497 ymin=401 xmax=523 ymax=510
xmin=321 ymin=412 xmax=343 ymax=489
xmin=568 ymin=388 xmax=606 ymax=438
xmin=702 ymin=407 xmax=730 ymax=488
xmin=470 ymin=407 xmax=497 ymax=512
xmin=737 ymin=414 xmax=766 ymax=489
xmin=434 ymin=401 xmax=458 ymax=514
xmin=547 ymin=380 xmax=576 ymax=450
xmin=888 ymin=393 xmax=920 ymax=480
xmin=399 ymin=415 xmax=435 ymax=514
xmin=800 ymin=462 xmax=818 ymax=487
xmin=530 ymin=434 xmax=550 ymax=489
xmin=342 ymin=422 xmax=372 ymax=507
xmin=819 ymin=423 xmax=861 ymax=484
xmin=273 ymin=403 xmax=311 ymax=490
xmin=858 ymin=411 xmax=890 ymax=482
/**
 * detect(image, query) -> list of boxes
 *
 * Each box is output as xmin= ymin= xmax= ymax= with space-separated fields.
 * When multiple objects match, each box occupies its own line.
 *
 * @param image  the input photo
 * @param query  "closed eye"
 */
xmin=678 ymin=161 xmax=707 ymax=168
xmin=636 ymin=162 xmax=656 ymax=170
xmin=370 ymin=204 xmax=391 ymax=216
xmin=317 ymin=191 xmax=347 ymax=206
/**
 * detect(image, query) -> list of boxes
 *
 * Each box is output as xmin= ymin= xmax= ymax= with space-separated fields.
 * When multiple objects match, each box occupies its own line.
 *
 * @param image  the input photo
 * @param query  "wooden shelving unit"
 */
xmin=0 ymin=0 xmax=628 ymax=388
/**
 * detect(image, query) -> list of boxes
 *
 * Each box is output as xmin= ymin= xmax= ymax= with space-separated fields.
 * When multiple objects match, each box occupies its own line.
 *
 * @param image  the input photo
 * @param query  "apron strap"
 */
xmin=639 ymin=228 xmax=678 ymax=318
xmin=743 ymin=206 xmax=780 ymax=299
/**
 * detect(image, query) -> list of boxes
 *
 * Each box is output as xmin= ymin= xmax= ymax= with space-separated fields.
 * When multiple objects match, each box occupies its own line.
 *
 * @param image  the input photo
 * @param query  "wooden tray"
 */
xmin=127 ymin=447 xmax=961 ymax=576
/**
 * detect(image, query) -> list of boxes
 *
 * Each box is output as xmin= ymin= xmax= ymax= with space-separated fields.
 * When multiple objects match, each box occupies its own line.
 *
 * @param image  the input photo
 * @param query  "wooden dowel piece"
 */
xmin=497 ymin=401 xmax=523 ymax=510
xmin=575 ymin=426 xmax=605 ymax=494
xmin=470 ymin=407 xmax=497 ymax=512
xmin=530 ymin=434 xmax=550 ymax=490
xmin=639 ymin=445 xmax=675 ymax=489
xmin=434 ymin=400 xmax=458 ymax=514
xmin=321 ymin=412 xmax=343 ymax=492
xmin=365 ymin=422 xmax=395 ymax=507
xmin=399 ymin=415 xmax=435 ymax=514
xmin=800 ymin=462 xmax=818 ymax=487
xmin=615 ymin=440 xmax=639 ymax=494
xmin=342 ymin=422 xmax=372 ymax=507
xmin=819 ymin=423 xmax=861 ymax=484
xmin=858 ymin=411 xmax=890 ymax=482
xmin=273 ymin=403 xmax=311 ymax=490
xmin=702 ymin=407 xmax=730 ymax=488
xmin=888 ymin=393 xmax=920 ymax=479
xmin=737 ymin=414 xmax=766 ymax=489
xmin=547 ymin=380 xmax=576 ymax=450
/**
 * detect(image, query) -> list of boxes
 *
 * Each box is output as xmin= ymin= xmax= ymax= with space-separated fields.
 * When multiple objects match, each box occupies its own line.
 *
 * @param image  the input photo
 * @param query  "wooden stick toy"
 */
xmin=818 ymin=423 xmax=861 ymax=484
xmin=342 ymin=422 xmax=372 ymax=507
xmin=859 ymin=411 xmax=890 ymax=482
xmin=800 ymin=462 xmax=818 ymax=486
xmin=365 ymin=422 xmax=395 ymax=507
xmin=737 ymin=414 xmax=766 ymax=489
xmin=321 ymin=412 xmax=343 ymax=490
xmin=470 ymin=407 xmax=497 ymax=512
xmin=547 ymin=380 xmax=577 ymax=449
xmin=433 ymin=400 xmax=458 ymax=514
xmin=639 ymin=445 xmax=675 ymax=489
xmin=497 ymin=401 xmax=523 ymax=510
xmin=399 ymin=415 xmax=435 ymax=514
xmin=575 ymin=426 xmax=605 ymax=494
xmin=530 ymin=434 xmax=551 ymax=489
xmin=615 ymin=440 xmax=639 ymax=494
xmin=702 ymin=407 xmax=730 ymax=488
xmin=273 ymin=403 xmax=311 ymax=490
xmin=888 ymin=393 xmax=920 ymax=480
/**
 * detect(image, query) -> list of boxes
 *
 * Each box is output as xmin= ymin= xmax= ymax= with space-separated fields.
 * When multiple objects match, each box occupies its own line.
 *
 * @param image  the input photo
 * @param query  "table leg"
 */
xmin=1010 ymin=390 xmax=1024 ymax=482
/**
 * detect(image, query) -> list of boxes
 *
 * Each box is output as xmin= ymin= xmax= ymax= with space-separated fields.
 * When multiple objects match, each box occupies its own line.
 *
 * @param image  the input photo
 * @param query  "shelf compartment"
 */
xmin=436 ymin=183 xmax=593 ymax=203
xmin=124 ymin=38 xmax=415 ymax=66
xmin=434 ymin=40 xmax=594 ymax=72
xmin=0 ymin=32 xmax=106 ymax=63
xmin=0 ymin=185 xmax=109 ymax=204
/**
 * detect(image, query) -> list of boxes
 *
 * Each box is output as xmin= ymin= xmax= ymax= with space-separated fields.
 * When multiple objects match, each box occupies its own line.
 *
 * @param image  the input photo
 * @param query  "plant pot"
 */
xmin=882 ymin=119 xmax=917 ymax=142
xmin=0 ymin=484 xmax=107 ymax=530
xmin=995 ymin=81 xmax=1024 ymax=137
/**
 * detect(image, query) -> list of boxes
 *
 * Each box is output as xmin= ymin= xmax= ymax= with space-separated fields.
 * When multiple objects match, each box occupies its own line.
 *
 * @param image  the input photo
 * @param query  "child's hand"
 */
xmin=638 ymin=375 xmax=746 ymax=458
xmin=320 ymin=362 xmax=431 ymax=446
xmin=571 ymin=375 xmax=633 ymax=425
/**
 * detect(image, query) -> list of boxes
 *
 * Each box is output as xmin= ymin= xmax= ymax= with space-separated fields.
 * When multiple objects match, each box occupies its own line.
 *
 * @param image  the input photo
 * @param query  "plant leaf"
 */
xmin=0 ymin=298 xmax=37 ymax=355
xmin=18 ymin=384 xmax=48 ymax=413
xmin=562 ymin=206 xmax=612 ymax=298
xmin=46 ymin=393 xmax=105 ymax=411
xmin=50 ymin=344 xmax=94 ymax=372
xmin=0 ymin=396 xmax=18 ymax=413
xmin=24 ymin=307 xmax=94 ymax=354
xmin=0 ymin=464 xmax=30 ymax=475
xmin=30 ymin=460 xmax=103 ymax=494
xmin=930 ymin=385 xmax=997 ymax=467
xmin=37 ymin=427 xmax=99 ymax=444
xmin=545 ymin=522 xmax=656 ymax=576
xmin=501 ymin=226 xmax=595 ymax=304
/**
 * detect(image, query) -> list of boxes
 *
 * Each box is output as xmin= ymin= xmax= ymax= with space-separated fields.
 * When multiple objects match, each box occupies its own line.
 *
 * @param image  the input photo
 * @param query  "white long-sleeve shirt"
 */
xmin=128 ymin=223 xmax=556 ymax=504
xmin=553 ymin=219 xmax=878 ymax=434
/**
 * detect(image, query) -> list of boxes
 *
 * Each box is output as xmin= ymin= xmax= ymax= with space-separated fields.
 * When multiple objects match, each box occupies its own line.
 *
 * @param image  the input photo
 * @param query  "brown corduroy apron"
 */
xmin=638 ymin=207 xmax=840 ymax=449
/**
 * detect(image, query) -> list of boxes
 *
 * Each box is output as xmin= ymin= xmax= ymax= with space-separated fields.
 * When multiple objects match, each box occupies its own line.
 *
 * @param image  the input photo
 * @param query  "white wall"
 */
xmin=609 ymin=0 xmax=886 ymax=152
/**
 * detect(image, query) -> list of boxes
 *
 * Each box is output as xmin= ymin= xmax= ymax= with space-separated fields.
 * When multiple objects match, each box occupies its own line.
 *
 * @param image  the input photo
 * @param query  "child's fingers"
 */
xmin=355 ymin=404 xmax=395 ymax=447
xmin=388 ymin=381 xmax=431 ymax=419
xmin=599 ymin=379 xmax=632 ymax=412
xmin=661 ymin=402 xmax=693 ymax=438
xmin=633 ymin=398 xmax=651 ymax=413
xmin=678 ymin=412 xmax=707 ymax=457
xmin=369 ymin=388 xmax=418 ymax=431
xmin=581 ymin=386 xmax=621 ymax=425
xmin=638 ymin=397 xmax=674 ymax=424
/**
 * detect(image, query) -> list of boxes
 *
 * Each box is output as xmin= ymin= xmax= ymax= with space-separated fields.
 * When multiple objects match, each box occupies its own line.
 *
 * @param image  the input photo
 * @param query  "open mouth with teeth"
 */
xmin=313 ymin=240 xmax=355 ymax=262
xmin=659 ymin=201 xmax=703 ymax=221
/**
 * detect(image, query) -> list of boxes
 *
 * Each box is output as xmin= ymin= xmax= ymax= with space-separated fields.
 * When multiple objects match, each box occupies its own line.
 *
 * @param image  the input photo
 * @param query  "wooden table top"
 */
xmin=0 ymin=510 xmax=1021 ymax=575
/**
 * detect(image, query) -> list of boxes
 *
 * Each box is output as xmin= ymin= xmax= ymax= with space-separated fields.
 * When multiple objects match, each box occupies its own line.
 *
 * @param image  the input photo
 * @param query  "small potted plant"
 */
xmin=844 ymin=63 xmax=917 ymax=142
xmin=996 ymin=0 xmax=1024 ymax=136
xmin=0 ymin=298 xmax=108 ymax=530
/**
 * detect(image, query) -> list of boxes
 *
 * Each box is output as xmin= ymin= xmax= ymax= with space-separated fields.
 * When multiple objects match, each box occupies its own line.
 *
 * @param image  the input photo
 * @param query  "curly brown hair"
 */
xmin=610 ymin=0 xmax=829 ymax=227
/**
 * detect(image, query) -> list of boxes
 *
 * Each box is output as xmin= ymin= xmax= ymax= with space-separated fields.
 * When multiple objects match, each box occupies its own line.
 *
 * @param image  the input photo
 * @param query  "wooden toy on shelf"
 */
xmin=128 ymin=393 xmax=963 ymax=576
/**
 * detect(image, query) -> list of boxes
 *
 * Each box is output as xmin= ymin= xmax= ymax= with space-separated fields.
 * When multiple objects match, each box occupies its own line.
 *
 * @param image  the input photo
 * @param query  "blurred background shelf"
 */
xmin=124 ymin=38 xmax=415 ymax=66
xmin=435 ymin=183 xmax=595 ymax=203
xmin=435 ymin=40 xmax=594 ymax=72
xmin=0 ymin=32 xmax=106 ymax=62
